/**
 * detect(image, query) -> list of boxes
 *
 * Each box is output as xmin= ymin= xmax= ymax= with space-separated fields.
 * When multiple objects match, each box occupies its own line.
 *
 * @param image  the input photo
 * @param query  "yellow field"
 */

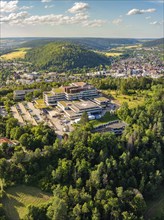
xmin=111 ymin=44 xmax=142 ymax=51
xmin=104 ymin=52 xmax=122 ymax=57
xmin=123 ymin=44 xmax=142 ymax=49
xmin=94 ymin=50 xmax=122 ymax=57
xmin=2 ymin=185 xmax=52 ymax=220
xmin=1 ymin=48 xmax=30 ymax=60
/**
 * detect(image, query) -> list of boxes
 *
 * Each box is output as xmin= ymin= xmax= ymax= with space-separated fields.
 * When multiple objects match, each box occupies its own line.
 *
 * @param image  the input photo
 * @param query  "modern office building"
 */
xmin=43 ymin=87 xmax=65 ymax=106
xmin=43 ymin=82 xmax=98 ymax=106
xmin=57 ymin=100 xmax=102 ymax=119
xmin=94 ymin=97 xmax=110 ymax=107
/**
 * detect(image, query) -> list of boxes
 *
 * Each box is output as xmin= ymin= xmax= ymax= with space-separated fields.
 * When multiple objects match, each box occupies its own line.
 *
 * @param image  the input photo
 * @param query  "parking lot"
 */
xmin=10 ymin=101 xmax=72 ymax=138
xmin=11 ymin=106 xmax=24 ymax=125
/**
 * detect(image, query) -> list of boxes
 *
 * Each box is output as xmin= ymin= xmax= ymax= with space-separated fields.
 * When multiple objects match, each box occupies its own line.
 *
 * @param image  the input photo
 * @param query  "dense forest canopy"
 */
xmin=25 ymin=42 xmax=110 ymax=72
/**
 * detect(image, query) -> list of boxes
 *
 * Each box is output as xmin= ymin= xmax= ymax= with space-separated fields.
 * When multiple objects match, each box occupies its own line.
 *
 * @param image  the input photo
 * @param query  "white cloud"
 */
xmin=0 ymin=11 xmax=29 ymax=24
xmin=1 ymin=11 xmax=106 ymax=28
xmin=45 ymin=5 xmax=54 ymax=9
xmin=41 ymin=0 xmax=52 ymax=3
xmin=19 ymin=6 xmax=33 ymax=10
xmin=150 ymin=21 xmax=162 ymax=25
xmin=83 ymin=19 xmax=106 ymax=27
xmin=68 ymin=2 xmax=89 ymax=14
xmin=112 ymin=18 xmax=122 ymax=25
xmin=22 ymin=13 xmax=89 ymax=26
xmin=127 ymin=8 xmax=156 ymax=15
xmin=0 ymin=1 xmax=18 ymax=13
xmin=0 ymin=2 xmax=106 ymax=28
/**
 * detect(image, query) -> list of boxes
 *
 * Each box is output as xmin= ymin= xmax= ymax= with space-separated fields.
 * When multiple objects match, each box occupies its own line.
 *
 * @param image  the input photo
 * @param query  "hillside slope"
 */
xmin=25 ymin=42 xmax=110 ymax=71
xmin=143 ymin=38 xmax=164 ymax=47
xmin=22 ymin=38 xmax=139 ymax=50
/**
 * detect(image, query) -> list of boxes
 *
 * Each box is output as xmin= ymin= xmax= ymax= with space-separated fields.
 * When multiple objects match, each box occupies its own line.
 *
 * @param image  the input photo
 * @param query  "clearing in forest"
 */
xmin=2 ymin=185 xmax=52 ymax=220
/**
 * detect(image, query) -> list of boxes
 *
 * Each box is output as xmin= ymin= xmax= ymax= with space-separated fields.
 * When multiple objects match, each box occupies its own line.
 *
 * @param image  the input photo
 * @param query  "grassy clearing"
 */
xmin=102 ymin=90 xmax=151 ymax=109
xmin=94 ymin=50 xmax=122 ymax=57
xmin=1 ymin=48 xmax=30 ymax=60
xmin=90 ymin=111 xmax=118 ymax=127
xmin=35 ymin=99 xmax=47 ymax=109
xmin=145 ymin=185 xmax=164 ymax=219
xmin=123 ymin=44 xmax=142 ymax=49
xmin=111 ymin=44 xmax=142 ymax=51
xmin=2 ymin=185 xmax=52 ymax=220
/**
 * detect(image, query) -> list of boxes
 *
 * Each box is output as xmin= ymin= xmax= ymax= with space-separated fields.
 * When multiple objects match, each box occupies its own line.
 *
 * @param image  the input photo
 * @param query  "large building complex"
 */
xmin=43 ymin=82 xmax=110 ymax=120
xmin=43 ymin=82 xmax=98 ymax=106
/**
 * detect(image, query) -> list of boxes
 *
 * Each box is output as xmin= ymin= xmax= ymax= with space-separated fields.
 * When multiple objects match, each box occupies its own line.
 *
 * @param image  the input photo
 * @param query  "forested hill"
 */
xmin=22 ymin=38 xmax=139 ymax=50
xmin=25 ymin=42 xmax=110 ymax=71
xmin=143 ymin=38 xmax=164 ymax=47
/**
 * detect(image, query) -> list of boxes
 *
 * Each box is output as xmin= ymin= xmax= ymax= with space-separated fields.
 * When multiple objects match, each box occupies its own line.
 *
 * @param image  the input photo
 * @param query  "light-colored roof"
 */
xmin=58 ymin=101 xmax=71 ymax=107
xmin=52 ymin=87 xmax=65 ymax=94
xmin=94 ymin=97 xmax=109 ymax=102
xmin=71 ymin=82 xmax=87 ymax=87
xmin=72 ymin=100 xmax=101 ymax=110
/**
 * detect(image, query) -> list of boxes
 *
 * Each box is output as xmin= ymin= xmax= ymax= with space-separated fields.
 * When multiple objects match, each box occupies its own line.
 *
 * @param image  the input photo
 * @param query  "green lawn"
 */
xmin=35 ymin=99 xmax=47 ymax=109
xmin=145 ymin=185 xmax=164 ymax=219
xmin=2 ymin=185 xmax=52 ymax=220
xmin=90 ymin=111 xmax=118 ymax=127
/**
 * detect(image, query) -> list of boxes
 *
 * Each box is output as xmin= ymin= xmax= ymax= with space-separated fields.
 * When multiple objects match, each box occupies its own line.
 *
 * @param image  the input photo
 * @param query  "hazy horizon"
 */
xmin=0 ymin=36 xmax=163 ymax=39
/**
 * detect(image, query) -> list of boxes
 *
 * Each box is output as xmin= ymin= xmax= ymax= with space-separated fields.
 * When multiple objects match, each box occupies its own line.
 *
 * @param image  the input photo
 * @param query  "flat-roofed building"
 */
xmin=43 ymin=82 xmax=98 ymax=106
xmin=70 ymin=100 xmax=102 ymax=114
xmin=94 ymin=97 xmax=110 ymax=107
xmin=57 ymin=101 xmax=72 ymax=111
xmin=43 ymin=87 xmax=65 ymax=106
xmin=71 ymin=82 xmax=87 ymax=87
xmin=13 ymin=89 xmax=40 ymax=100
xmin=58 ymin=100 xmax=102 ymax=120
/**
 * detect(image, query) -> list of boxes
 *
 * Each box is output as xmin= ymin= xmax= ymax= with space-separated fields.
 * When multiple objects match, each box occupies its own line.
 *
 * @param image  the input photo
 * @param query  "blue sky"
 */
xmin=0 ymin=0 xmax=163 ymax=38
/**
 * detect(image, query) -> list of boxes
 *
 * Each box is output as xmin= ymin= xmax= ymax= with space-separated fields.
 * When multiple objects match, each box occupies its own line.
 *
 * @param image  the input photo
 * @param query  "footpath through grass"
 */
xmin=2 ymin=185 xmax=52 ymax=220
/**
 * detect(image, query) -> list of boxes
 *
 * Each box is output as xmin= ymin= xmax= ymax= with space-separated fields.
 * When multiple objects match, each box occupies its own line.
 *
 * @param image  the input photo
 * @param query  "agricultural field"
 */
xmin=104 ymin=52 xmax=122 ymax=57
xmin=145 ymin=185 xmax=164 ymax=219
xmin=2 ymin=185 xmax=52 ymax=220
xmin=0 ymin=48 xmax=30 ymax=60
xmin=111 ymin=44 xmax=142 ymax=51
xmin=94 ymin=50 xmax=122 ymax=57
